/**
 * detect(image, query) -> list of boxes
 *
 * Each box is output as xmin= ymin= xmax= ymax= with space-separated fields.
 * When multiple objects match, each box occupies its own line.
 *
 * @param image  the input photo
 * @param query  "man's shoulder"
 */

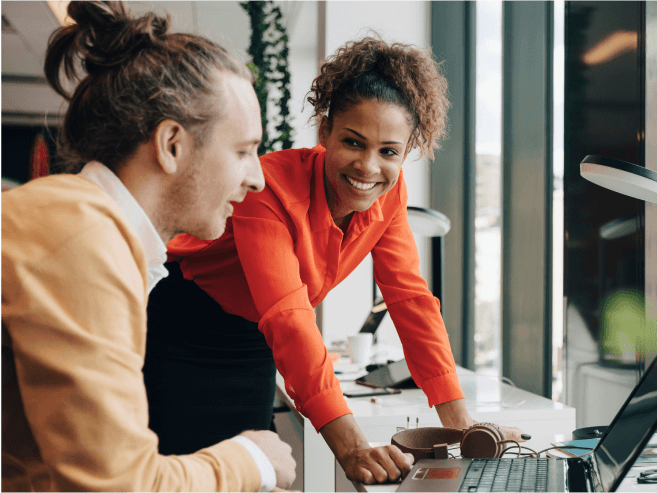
xmin=2 ymin=174 xmax=136 ymax=266
xmin=2 ymin=173 xmax=117 ymax=217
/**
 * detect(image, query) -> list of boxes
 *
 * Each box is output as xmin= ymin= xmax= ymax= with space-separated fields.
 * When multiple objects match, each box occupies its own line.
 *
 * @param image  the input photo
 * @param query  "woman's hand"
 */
xmin=338 ymin=444 xmax=414 ymax=484
xmin=434 ymin=398 xmax=531 ymax=442
xmin=319 ymin=414 xmax=414 ymax=483
xmin=495 ymin=424 xmax=530 ymax=442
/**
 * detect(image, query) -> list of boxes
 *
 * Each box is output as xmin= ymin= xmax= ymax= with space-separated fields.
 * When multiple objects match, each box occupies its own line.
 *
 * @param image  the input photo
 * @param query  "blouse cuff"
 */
xmin=421 ymin=371 xmax=466 ymax=408
xmin=299 ymin=386 xmax=353 ymax=432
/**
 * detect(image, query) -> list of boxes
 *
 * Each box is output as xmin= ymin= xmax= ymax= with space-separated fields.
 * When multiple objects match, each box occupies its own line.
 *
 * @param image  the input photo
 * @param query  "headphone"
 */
xmin=391 ymin=423 xmax=512 ymax=460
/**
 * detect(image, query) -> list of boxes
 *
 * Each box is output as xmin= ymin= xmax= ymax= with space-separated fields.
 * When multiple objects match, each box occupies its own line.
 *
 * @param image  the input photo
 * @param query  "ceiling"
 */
xmin=1 ymin=1 xmax=308 ymax=123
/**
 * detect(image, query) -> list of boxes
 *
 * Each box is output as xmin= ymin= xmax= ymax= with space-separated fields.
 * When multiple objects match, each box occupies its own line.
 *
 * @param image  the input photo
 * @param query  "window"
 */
xmin=552 ymin=0 xmax=565 ymax=402
xmin=474 ymin=0 xmax=502 ymax=377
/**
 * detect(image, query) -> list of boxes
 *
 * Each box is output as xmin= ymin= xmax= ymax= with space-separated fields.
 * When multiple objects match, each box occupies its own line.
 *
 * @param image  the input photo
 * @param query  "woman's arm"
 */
xmin=320 ymin=415 xmax=414 ymax=484
xmin=371 ymin=182 xmax=527 ymax=441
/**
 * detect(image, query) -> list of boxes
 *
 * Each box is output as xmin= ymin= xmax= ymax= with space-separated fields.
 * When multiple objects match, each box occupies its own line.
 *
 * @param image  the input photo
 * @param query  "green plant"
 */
xmin=240 ymin=1 xmax=293 ymax=155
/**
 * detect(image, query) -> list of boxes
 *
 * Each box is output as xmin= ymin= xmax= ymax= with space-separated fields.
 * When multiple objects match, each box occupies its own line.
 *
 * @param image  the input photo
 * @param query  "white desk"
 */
xmin=274 ymin=361 xmax=576 ymax=492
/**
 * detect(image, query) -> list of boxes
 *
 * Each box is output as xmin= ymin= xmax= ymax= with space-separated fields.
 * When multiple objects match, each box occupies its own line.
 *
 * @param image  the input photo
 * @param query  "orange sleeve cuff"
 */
xmin=299 ymin=386 xmax=353 ymax=432
xmin=258 ymin=287 xmax=352 ymax=432
xmin=421 ymin=371 xmax=465 ymax=408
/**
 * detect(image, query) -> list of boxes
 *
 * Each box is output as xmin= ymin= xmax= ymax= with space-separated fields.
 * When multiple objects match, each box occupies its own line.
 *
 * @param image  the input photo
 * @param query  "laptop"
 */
xmin=397 ymin=353 xmax=657 ymax=492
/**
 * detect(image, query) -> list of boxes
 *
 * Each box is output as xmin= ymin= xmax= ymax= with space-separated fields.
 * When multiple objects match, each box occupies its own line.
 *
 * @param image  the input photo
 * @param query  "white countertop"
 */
xmin=275 ymin=348 xmax=577 ymax=492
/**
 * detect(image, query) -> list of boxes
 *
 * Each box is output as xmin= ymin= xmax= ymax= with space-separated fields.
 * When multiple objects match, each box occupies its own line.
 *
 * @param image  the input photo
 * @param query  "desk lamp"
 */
xmin=407 ymin=206 xmax=451 ymax=310
xmin=580 ymin=155 xmax=657 ymax=203
xmin=580 ymin=155 xmax=657 ymax=378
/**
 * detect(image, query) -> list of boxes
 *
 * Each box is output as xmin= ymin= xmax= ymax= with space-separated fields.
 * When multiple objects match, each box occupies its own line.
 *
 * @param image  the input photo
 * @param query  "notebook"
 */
xmin=551 ymin=437 xmax=657 ymax=462
xmin=396 ymin=354 xmax=657 ymax=492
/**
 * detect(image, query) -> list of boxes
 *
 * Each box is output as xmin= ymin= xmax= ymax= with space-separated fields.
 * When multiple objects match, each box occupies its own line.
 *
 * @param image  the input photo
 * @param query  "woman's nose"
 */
xmin=353 ymin=151 xmax=379 ymax=176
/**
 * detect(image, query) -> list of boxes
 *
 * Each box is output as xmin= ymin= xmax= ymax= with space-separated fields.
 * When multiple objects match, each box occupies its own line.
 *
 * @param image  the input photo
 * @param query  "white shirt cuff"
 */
xmin=230 ymin=435 xmax=277 ymax=492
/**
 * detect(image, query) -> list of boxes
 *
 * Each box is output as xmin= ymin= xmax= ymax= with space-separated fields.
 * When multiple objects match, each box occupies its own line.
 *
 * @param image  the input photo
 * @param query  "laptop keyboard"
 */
xmin=459 ymin=458 xmax=549 ymax=492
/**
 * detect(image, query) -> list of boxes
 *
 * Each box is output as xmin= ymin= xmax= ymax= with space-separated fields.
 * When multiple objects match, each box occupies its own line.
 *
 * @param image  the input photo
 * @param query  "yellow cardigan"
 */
xmin=2 ymin=175 xmax=260 ymax=492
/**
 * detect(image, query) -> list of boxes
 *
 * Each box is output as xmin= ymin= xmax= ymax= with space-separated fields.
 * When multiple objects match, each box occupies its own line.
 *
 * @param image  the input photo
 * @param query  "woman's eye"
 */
xmin=381 ymin=148 xmax=399 ymax=157
xmin=344 ymin=139 xmax=361 ymax=147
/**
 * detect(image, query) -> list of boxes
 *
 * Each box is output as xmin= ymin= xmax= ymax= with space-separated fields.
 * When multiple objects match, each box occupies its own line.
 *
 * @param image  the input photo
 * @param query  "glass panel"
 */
xmin=563 ymin=1 xmax=645 ymax=423
xmin=474 ymin=0 xmax=502 ymax=377
xmin=552 ymin=0 xmax=565 ymax=402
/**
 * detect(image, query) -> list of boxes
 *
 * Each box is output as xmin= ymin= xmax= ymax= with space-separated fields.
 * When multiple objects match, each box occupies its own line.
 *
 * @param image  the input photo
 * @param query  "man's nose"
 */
xmin=245 ymin=156 xmax=265 ymax=193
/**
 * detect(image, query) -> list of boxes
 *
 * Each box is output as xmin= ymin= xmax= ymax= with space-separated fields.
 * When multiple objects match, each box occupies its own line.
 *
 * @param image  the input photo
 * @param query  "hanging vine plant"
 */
xmin=240 ymin=1 xmax=293 ymax=155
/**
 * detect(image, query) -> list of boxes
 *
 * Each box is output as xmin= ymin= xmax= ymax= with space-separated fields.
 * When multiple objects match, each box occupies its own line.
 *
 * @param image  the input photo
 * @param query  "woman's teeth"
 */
xmin=346 ymin=176 xmax=377 ymax=191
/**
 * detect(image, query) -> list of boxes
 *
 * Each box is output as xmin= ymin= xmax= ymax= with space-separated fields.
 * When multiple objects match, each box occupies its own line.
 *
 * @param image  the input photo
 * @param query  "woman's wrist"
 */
xmin=319 ymin=414 xmax=370 ymax=462
xmin=434 ymin=398 xmax=475 ymax=429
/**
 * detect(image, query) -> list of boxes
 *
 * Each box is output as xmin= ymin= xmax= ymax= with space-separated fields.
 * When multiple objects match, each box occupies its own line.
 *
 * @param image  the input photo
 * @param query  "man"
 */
xmin=2 ymin=2 xmax=295 ymax=491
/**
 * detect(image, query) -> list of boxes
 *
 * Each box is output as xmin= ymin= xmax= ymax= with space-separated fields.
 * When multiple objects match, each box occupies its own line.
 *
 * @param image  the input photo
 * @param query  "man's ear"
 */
xmin=154 ymin=120 xmax=189 ymax=175
xmin=318 ymin=116 xmax=330 ymax=148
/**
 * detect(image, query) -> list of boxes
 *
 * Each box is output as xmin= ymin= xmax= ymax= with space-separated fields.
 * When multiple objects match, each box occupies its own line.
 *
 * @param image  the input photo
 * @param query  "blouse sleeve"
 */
xmin=371 ymin=182 xmax=465 ymax=408
xmin=231 ymin=198 xmax=352 ymax=432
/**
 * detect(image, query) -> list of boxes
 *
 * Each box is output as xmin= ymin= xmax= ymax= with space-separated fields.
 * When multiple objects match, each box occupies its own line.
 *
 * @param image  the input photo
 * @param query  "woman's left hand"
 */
xmin=434 ymin=398 xmax=531 ymax=442
xmin=495 ymin=423 xmax=530 ymax=442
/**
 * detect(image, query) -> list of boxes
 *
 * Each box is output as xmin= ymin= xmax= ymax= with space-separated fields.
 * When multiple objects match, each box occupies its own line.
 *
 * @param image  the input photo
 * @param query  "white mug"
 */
xmin=347 ymin=333 xmax=374 ymax=367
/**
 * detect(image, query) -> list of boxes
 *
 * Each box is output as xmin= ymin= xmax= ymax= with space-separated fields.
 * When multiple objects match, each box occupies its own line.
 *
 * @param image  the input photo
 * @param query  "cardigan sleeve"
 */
xmin=371 ymin=185 xmax=465 ymax=407
xmin=230 ymin=202 xmax=352 ymax=432
xmin=1 ymin=216 xmax=261 ymax=491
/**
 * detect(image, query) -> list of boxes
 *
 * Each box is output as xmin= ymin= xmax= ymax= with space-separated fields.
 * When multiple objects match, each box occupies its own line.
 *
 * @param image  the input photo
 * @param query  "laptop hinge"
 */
xmin=566 ymin=458 xmax=594 ymax=492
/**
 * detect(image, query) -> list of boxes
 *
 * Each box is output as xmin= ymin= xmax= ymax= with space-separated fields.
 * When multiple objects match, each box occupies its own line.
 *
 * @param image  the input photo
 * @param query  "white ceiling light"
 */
xmin=580 ymin=155 xmax=657 ymax=204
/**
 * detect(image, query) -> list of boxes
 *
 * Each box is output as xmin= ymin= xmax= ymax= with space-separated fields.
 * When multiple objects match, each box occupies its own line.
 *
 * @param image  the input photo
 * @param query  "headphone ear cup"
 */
xmin=460 ymin=423 xmax=507 ymax=459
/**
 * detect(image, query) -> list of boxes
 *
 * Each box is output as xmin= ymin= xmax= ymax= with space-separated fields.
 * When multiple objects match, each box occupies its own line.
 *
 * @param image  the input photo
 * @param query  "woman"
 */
xmin=2 ymin=1 xmax=296 ymax=491
xmin=144 ymin=36 xmax=526 ymax=484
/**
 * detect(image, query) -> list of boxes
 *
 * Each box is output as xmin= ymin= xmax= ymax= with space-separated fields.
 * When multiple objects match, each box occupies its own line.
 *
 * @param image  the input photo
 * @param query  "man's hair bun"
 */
xmin=44 ymin=0 xmax=252 ymax=173
xmin=46 ymin=1 xmax=171 ymax=98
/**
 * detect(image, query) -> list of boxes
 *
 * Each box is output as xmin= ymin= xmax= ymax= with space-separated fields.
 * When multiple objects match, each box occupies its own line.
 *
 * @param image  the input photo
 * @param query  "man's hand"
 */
xmin=337 ymin=443 xmax=414 ymax=484
xmin=319 ymin=414 xmax=414 ymax=484
xmin=240 ymin=430 xmax=296 ymax=490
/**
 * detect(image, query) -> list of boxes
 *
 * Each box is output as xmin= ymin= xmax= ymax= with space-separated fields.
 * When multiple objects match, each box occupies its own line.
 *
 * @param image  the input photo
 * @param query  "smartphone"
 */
xmin=342 ymin=387 xmax=402 ymax=398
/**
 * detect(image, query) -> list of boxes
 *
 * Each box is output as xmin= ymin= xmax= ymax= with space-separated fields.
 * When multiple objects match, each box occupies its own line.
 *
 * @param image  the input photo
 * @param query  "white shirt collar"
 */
xmin=78 ymin=161 xmax=168 ymax=293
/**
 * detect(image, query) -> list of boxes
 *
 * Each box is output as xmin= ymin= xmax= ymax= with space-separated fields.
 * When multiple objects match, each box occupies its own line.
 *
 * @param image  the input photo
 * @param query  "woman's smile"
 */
xmin=345 ymin=175 xmax=378 ymax=191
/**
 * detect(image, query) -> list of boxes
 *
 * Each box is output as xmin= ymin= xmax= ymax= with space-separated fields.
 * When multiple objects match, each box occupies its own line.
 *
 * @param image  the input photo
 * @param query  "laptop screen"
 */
xmin=593 ymin=355 xmax=657 ymax=491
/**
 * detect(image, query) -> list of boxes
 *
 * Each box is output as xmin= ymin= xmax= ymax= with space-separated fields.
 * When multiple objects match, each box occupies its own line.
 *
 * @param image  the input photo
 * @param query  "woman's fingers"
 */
xmin=343 ymin=445 xmax=414 ymax=484
xmin=387 ymin=446 xmax=415 ymax=479
xmin=499 ymin=424 xmax=530 ymax=442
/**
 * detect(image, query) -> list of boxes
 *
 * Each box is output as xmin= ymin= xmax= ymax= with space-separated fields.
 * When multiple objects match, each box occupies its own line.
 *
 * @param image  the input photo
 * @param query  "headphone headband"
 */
xmin=391 ymin=427 xmax=465 ymax=461
xmin=391 ymin=423 xmax=508 ymax=461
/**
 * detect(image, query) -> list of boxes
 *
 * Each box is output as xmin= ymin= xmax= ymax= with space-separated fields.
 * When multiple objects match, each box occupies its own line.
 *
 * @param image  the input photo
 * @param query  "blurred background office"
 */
xmin=2 ymin=0 xmax=656 ymax=431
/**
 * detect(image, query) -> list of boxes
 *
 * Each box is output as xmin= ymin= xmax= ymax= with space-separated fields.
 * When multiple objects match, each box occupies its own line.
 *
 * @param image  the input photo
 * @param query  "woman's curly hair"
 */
xmin=307 ymin=35 xmax=450 ymax=160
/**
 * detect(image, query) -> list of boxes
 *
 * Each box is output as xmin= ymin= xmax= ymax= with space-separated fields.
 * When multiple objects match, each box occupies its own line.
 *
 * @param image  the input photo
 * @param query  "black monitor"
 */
xmin=359 ymin=296 xmax=387 ymax=337
xmin=591 ymin=354 xmax=657 ymax=491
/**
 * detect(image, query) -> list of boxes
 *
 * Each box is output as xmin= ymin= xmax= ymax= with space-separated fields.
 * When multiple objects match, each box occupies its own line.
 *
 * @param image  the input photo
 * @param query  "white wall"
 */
xmin=320 ymin=1 xmax=433 ymax=349
xmin=284 ymin=1 xmax=320 ymax=149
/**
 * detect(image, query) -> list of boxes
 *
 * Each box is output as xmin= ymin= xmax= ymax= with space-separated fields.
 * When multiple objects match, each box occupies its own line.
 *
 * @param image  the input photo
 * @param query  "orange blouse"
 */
xmin=167 ymin=145 xmax=464 ymax=431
